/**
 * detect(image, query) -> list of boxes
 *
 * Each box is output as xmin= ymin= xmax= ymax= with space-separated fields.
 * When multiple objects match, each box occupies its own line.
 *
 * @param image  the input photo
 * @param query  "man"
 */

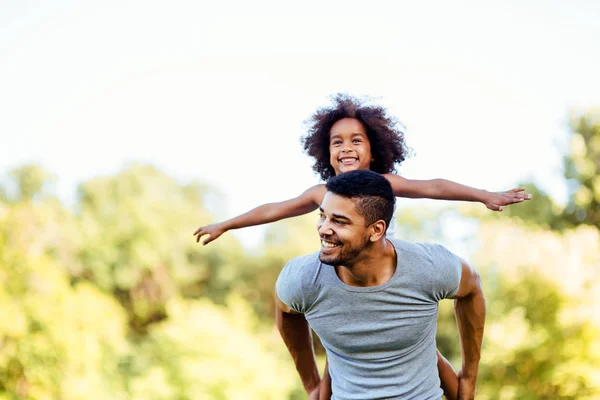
xmin=275 ymin=170 xmax=486 ymax=399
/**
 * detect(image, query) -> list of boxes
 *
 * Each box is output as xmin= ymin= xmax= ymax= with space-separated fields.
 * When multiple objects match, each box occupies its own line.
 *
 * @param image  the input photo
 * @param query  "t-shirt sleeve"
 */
xmin=428 ymin=244 xmax=463 ymax=301
xmin=276 ymin=256 xmax=311 ymax=314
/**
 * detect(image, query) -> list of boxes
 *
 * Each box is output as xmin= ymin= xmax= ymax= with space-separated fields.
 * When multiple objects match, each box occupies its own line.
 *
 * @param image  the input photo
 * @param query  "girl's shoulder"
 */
xmin=306 ymin=183 xmax=327 ymax=199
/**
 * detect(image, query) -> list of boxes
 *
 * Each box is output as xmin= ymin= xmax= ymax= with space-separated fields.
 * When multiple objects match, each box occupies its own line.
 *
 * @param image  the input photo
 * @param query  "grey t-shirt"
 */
xmin=276 ymin=239 xmax=462 ymax=400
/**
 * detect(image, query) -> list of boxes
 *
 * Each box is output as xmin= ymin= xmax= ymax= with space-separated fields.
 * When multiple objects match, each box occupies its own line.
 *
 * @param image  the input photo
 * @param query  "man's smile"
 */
xmin=321 ymin=239 xmax=341 ymax=252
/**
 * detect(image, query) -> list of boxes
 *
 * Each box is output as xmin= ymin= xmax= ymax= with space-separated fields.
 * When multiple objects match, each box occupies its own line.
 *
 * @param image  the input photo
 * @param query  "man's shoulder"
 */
xmin=390 ymin=238 xmax=446 ymax=260
xmin=278 ymin=251 xmax=322 ymax=286
xmin=390 ymin=239 xmax=463 ymax=300
xmin=276 ymin=251 xmax=323 ymax=313
xmin=284 ymin=251 xmax=321 ymax=271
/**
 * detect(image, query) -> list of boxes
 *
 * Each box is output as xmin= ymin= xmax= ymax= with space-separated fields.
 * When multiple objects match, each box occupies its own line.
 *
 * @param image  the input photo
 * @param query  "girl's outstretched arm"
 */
xmin=194 ymin=184 xmax=326 ymax=245
xmin=384 ymin=174 xmax=532 ymax=211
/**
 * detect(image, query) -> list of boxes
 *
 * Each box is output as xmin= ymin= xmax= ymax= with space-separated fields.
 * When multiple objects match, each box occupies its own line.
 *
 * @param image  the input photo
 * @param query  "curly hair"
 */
xmin=301 ymin=93 xmax=411 ymax=181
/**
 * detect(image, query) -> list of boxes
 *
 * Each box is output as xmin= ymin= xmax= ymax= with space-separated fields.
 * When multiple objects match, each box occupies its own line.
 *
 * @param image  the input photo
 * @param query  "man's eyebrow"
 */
xmin=319 ymin=207 xmax=351 ymax=222
xmin=332 ymin=213 xmax=351 ymax=221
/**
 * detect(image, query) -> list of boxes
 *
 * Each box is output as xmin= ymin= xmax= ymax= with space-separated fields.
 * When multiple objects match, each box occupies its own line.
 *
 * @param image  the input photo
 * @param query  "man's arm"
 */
xmin=384 ymin=173 xmax=531 ymax=211
xmin=319 ymin=358 xmax=332 ymax=400
xmin=275 ymin=292 xmax=321 ymax=398
xmin=450 ymin=260 xmax=486 ymax=400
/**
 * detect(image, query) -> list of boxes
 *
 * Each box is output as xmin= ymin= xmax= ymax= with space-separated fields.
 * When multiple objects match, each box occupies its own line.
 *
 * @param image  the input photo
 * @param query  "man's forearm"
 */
xmin=276 ymin=307 xmax=320 ymax=393
xmin=454 ymin=281 xmax=486 ymax=379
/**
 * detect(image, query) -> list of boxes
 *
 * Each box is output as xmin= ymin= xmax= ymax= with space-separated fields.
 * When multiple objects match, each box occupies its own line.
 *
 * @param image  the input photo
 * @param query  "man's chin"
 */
xmin=319 ymin=253 xmax=338 ymax=266
xmin=319 ymin=253 xmax=342 ymax=266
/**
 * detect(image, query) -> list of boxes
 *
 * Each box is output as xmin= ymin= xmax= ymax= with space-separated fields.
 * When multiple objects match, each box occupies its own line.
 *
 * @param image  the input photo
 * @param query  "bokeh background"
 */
xmin=1 ymin=1 xmax=600 ymax=399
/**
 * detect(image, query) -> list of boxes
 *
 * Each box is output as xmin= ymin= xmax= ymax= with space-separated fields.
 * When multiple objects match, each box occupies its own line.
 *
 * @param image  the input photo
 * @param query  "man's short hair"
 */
xmin=325 ymin=170 xmax=395 ymax=229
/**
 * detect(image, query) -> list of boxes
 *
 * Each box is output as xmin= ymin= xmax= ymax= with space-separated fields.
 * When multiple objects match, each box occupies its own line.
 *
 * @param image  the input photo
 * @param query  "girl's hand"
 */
xmin=193 ymin=223 xmax=226 ymax=245
xmin=484 ymin=187 xmax=532 ymax=211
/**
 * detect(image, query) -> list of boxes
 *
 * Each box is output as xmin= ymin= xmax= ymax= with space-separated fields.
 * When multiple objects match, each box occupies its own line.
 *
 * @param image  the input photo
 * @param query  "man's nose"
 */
xmin=318 ymin=220 xmax=333 ymax=236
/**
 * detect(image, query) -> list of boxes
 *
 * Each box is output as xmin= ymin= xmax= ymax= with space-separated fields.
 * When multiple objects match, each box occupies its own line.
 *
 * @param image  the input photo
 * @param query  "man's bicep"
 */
xmin=450 ymin=260 xmax=482 ymax=299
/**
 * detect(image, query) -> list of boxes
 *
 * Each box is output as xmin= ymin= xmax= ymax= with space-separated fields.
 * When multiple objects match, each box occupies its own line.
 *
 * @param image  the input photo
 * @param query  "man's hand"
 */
xmin=457 ymin=369 xmax=476 ymax=400
xmin=193 ymin=223 xmax=226 ymax=245
xmin=308 ymin=386 xmax=320 ymax=400
xmin=484 ymin=187 xmax=532 ymax=211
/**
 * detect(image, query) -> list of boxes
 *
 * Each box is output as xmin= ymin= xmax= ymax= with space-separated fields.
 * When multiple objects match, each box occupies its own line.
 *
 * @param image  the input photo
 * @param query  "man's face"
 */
xmin=317 ymin=192 xmax=372 ymax=266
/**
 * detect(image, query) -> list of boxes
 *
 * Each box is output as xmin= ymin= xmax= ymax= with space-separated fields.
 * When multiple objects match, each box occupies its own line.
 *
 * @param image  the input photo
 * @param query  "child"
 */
xmin=194 ymin=93 xmax=531 ymax=399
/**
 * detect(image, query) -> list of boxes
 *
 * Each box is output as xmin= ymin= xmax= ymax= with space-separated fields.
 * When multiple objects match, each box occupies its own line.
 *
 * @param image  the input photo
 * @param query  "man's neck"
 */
xmin=335 ymin=239 xmax=397 ymax=287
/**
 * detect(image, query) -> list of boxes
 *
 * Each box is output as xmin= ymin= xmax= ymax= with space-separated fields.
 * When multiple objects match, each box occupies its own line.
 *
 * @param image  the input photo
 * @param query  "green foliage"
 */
xmin=503 ymin=110 xmax=600 ymax=231
xmin=123 ymin=296 xmax=298 ymax=400
xmin=5 ymin=165 xmax=55 ymax=202
xmin=500 ymin=183 xmax=569 ymax=230
xmin=0 ymin=201 xmax=129 ymax=399
xmin=2 ymin=133 xmax=600 ymax=399
xmin=75 ymin=163 xmax=251 ymax=333
xmin=562 ymin=111 xmax=600 ymax=228
xmin=471 ymin=221 xmax=600 ymax=399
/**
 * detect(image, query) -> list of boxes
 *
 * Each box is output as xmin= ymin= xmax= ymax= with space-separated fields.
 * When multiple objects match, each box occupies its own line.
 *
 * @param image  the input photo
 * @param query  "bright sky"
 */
xmin=2 ymin=0 xmax=600 ymax=247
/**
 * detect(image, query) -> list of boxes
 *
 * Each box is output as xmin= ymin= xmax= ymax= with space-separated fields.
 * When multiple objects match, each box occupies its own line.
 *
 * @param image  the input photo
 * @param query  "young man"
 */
xmin=275 ymin=170 xmax=486 ymax=399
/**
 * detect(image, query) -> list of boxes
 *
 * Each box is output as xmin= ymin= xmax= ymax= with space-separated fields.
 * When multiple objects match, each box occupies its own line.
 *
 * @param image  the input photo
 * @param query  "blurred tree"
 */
xmin=0 ymin=164 xmax=310 ymax=399
xmin=0 ymin=199 xmax=129 ymax=399
xmin=471 ymin=220 xmax=600 ymax=399
xmin=122 ymin=296 xmax=298 ymax=400
xmin=503 ymin=110 xmax=600 ymax=231
xmin=75 ymin=163 xmax=251 ymax=333
xmin=499 ymin=183 xmax=568 ymax=230
xmin=5 ymin=164 xmax=55 ymax=202
xmin=561 ymin=111 xmax=600 ymax=228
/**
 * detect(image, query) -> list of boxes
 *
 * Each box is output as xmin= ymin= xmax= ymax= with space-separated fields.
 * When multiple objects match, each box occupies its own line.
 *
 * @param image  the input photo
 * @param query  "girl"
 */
xmin=194 ymin=93 xmax=530 ymax=399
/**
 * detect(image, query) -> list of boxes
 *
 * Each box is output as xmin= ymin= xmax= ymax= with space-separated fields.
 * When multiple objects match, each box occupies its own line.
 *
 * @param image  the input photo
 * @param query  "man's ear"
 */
xmin=369 ymin=220 xmax=387 ymax=242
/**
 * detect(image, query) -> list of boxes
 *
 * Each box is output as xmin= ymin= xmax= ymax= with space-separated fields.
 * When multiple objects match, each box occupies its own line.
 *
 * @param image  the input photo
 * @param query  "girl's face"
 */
xmin=329 ymin=118 xmax=373 ymax=176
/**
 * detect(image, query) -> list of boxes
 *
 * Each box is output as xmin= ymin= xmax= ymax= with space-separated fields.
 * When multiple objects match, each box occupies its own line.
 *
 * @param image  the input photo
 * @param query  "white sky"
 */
xmin=2 ymin=0 xmax=600 ymax=247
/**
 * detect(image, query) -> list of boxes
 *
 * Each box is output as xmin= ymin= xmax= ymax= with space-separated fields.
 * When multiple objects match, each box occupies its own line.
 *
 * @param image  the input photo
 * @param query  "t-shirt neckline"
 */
xmin=324 ymin=239 xmax=402 ymax=293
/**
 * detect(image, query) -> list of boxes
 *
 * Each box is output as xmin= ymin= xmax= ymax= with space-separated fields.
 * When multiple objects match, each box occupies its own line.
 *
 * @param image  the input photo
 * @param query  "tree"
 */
xmin=503 ymin=110 xmax=600 ymax=231
xmin=0 ymin=197 xmax=129 ymax=399
xmin=562 ymin=111 xmax=600 ymax=228
xmin=75 ymin=163 xmax=256 ymax=333
xmin=6 ymin=165 xmax=55 ymax=202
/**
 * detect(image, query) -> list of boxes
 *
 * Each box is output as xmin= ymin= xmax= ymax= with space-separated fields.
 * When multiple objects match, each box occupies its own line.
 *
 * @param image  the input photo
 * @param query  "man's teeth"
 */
xmin=321 ymin=240 xmax=337 ymax=248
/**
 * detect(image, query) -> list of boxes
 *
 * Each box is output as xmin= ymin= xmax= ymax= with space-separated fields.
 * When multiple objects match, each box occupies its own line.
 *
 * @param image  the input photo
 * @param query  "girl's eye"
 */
xmin=332 ymin=141 xmax=342 ymax=146
xmin=353 ymin=139 xmax=362 ymax=144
